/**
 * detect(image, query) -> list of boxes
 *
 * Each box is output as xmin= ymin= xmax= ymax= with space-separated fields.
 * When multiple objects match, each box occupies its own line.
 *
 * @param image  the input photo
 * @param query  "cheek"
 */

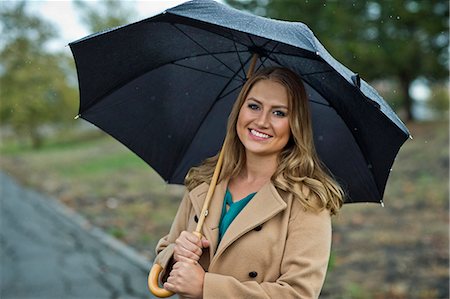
xmin=277 ymin=120 xmax=291 ymax=140
xmin=236 ymin=110 xmax=247 ymax=138
xmin=236 ymin=109 xmax=250 ymax=130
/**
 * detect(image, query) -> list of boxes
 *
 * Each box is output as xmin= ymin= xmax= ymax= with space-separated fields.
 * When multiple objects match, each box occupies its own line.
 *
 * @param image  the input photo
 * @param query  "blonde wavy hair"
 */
xmin=185 ymin=67 xmax=344 ymax=215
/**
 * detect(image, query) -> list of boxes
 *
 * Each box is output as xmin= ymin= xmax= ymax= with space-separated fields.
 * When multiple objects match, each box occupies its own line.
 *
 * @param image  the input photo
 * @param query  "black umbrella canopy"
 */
xmin=69 ymin=0 xmax=410 ymax=204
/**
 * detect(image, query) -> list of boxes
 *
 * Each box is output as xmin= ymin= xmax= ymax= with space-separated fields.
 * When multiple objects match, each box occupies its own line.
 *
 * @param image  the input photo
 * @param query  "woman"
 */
xmin=154 ymin=67 xmax=344 ymax=298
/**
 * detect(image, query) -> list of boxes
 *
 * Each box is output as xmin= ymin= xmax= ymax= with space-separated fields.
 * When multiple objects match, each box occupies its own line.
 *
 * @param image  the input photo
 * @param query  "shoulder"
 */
xmin=277 ymin=186 xmax=331 ymax=226
xmin=187 ymin=181 xmax=209 ymax=197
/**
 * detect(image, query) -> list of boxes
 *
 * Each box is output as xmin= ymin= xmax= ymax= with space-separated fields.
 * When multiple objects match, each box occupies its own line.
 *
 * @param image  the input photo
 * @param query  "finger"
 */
xmin=176 ymin=256 xmax=199 ymax=265
xmin=175 ymin=246 xmax=202 ymax=261
xmin=163 ymin=282 xmax=176 ymax=293
xmin=176 ymin=239 xmax=203 ymax=257
xmin=180 ymin=231 xmax=202 ymax=246
xmin=177 ymin=233 xmax=202 ymax=250
xmin=201 ymin=238 xmax=210 ymax=248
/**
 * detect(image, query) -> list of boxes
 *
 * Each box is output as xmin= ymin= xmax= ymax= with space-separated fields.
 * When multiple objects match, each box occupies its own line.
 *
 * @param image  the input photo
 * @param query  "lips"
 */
xmin=249 ymin=129 xmax=272 ymax=139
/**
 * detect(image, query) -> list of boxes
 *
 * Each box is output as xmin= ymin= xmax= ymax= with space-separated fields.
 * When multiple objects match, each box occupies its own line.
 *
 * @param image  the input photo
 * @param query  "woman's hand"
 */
xmin=173 ymin=231 xmax=210 ymax=262
xmin=164 ymin=259 xmax=205 ymax=299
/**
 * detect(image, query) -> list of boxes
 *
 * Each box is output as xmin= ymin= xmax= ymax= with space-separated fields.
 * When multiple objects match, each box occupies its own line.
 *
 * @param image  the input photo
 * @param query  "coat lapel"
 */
xmin=188 ymin=178 xmax=229 ymax=260
xmin=210 ymin=181 xmax=287 ymax=267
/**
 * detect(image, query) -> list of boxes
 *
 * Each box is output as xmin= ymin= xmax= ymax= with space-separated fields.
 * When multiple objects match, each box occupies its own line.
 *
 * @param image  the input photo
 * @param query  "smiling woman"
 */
xmin=154 ymin=67 xmax=345 ymax=298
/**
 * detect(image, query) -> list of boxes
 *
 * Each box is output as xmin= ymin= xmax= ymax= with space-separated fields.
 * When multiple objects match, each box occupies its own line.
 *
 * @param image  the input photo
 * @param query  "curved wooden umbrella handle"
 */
xmin=148 ymin=263 xmax=174 ymax=297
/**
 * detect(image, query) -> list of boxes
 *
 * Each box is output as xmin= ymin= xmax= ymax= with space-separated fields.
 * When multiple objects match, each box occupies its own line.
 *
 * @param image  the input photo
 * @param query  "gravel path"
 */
xmin=0 ymin=172 xmax=158 ymax=299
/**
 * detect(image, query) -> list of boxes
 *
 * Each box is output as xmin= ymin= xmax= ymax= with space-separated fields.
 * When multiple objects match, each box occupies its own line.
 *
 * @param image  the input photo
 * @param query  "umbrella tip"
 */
xmin=380 ymin=200 xmax=385 ymax=208
xmin=74 ymin=114 xmax=81 ymax=120
xmin=409 ymin=135 xmax=414 ymax=140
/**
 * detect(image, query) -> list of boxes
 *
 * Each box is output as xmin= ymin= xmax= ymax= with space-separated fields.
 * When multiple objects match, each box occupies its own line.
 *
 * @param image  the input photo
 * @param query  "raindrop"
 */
xmin=323 ymin=3 xmax=326 ymax=7
xmin=396 ymin=16 xmax=400 ymax=20
xmin=185 ymin=92 xmax=190 ymax=96
xmin=318 ymin=135 xmax=324 ymax=141
xmin=353 ymin=127 xmax=358 ymax=131
xmin=424 ymin=140 xmax=428 ymax=144
xmin=389 ymin=15 xmax=393 ymax=18
xmin=389 ymin=168 xmax=393 ymax=172
xmin=167 ymin=134 xmax=172 ymax=139
xmin=367 ymin=164 xmax=373 ymax=169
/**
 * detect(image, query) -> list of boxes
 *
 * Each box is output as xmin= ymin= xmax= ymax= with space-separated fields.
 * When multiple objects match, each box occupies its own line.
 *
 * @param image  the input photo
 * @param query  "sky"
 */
xmin=26 ymin=0 xmax=189 ymax=50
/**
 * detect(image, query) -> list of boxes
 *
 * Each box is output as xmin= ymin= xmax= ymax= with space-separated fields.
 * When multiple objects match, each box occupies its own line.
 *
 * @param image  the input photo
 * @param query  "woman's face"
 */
xmin=236 ymin=79 xmax=291 ymax=158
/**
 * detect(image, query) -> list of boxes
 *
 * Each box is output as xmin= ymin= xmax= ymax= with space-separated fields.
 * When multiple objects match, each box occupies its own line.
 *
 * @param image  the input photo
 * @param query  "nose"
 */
xmin=255 ymin=111 xmax=270 ymax=128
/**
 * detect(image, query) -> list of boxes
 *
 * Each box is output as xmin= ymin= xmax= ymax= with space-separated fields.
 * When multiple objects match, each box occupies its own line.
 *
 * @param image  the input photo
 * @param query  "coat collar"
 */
xmin=188 ymin=179 xmax=287 ymax=266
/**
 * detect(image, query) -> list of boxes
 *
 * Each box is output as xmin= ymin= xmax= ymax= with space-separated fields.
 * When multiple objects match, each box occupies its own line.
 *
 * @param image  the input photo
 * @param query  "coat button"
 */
xmin=249 ymin=271 xmax=258 ymax=278
xmin=254 ymin=225 xmax=262 ymax=231
xmin=194 ymin=215 xmax=198 ymax=223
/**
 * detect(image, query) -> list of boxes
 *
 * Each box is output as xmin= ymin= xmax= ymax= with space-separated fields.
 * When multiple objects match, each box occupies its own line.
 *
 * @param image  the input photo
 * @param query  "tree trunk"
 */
xmin=29 ymin=129 xmax=42 ymax=149
xmin=400 ymin=76 xmax=414 ymax=122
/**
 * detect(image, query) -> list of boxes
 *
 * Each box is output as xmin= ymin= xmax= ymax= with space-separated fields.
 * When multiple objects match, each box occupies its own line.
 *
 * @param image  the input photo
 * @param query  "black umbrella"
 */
xmin=69 ymin=0 xmax=409 ymax=205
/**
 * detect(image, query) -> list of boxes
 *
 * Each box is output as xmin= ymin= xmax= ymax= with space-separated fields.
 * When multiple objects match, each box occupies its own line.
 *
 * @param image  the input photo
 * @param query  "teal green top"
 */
xmin=218 ymin=188 xmax=256 ymax=242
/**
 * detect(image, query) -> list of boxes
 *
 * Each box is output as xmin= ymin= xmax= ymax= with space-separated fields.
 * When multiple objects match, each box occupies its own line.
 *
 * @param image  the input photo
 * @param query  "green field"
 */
xmin=1 ymin=121 xmax=448 ymax=298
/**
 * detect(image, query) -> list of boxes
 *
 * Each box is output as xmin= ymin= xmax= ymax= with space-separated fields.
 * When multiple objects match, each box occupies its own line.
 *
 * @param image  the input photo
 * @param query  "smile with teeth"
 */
xmin=250 ymin=129 xmax=272 ymax=139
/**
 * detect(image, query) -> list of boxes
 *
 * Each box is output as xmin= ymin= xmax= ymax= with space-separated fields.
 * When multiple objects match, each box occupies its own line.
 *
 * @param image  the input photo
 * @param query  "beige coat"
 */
xmin=154 ymin=178 xmax=332 ymax=299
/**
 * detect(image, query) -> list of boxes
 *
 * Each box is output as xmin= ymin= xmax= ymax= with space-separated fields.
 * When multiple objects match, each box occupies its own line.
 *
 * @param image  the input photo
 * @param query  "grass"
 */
xmin=1 ymin=121 xmax=448 ymax=298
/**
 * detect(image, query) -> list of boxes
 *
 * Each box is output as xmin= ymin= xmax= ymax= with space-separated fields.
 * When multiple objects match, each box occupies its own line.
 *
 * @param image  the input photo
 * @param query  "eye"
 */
xmin=273 ymin=110 xmax=287 ymax=117
xmin=247 ymin=103 xmax=260 ymax=110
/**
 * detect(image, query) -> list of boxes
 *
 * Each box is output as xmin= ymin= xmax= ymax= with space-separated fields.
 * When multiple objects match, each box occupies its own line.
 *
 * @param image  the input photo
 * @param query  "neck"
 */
xmin=239 ymin=152 xmax=278 ymax=184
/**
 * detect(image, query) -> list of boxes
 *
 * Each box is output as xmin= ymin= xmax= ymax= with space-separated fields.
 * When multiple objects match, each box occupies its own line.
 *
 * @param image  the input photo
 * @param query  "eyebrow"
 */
xmin=246 ymin=98 xmax=288 ymax=110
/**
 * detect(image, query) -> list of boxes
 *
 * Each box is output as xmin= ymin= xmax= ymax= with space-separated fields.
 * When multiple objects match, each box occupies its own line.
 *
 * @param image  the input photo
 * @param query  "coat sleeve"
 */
xmin=153 ymin=190 xmax=191 ymax=282
xmin=203 ymin=202 xmax=332 ymax=299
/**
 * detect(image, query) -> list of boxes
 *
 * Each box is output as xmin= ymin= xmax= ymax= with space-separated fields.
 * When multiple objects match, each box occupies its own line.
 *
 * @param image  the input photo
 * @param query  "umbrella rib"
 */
xmin=171 ymin=62 xmax=235 ymax=79
xmin=257 ymin=41 xmax=280 ymax=71
xmin=214 ymin=53 xmax=254 ymax=102
xmin=169 ymin=49 xmax=249 ymax=64
xmin=267 ymin=51 xmax=334 ymax=76
xmin=232 ymin=39 xmax=247 ymax=80
xmin=209 ymin=51 xmax=260 ymax=104
xmin=266 ymin=52 xmax=335 ymax=76
xmin=172 ymin=23 xmax=246 ymax=81
xmin=215 ymin=84 xmax=244 ymax=103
